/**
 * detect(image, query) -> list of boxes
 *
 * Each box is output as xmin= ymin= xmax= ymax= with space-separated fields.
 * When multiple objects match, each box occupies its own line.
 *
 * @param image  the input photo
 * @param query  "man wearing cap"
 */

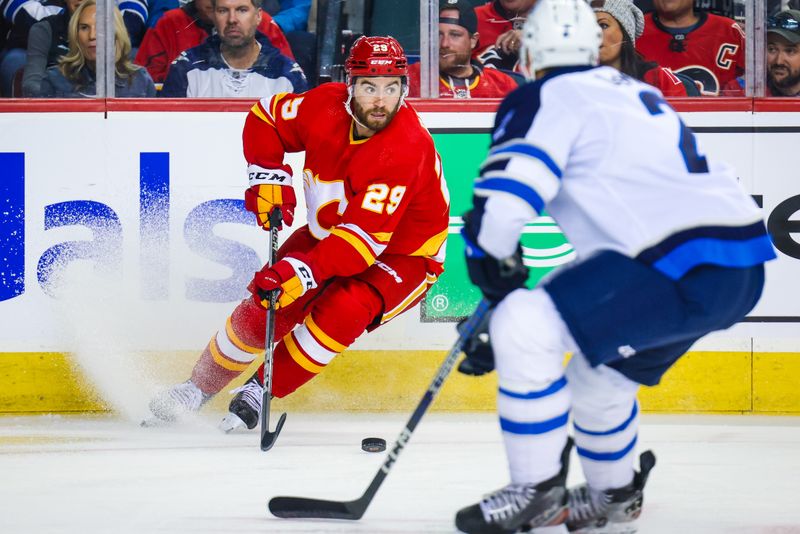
xmin=636 ymin=0 xmax=744 ymax=96
xmin=766 ymin=9 xmax=800 ymax=96
xmin=408 ymin=0 xmax=518 ymax=98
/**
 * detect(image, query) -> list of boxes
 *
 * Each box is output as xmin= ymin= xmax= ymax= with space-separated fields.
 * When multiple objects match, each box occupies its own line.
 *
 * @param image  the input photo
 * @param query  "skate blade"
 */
xmin=530 ymin=525 xmax=569 ymax=534
xmin=569 ymin=522 xmax=637 ymax=534
xmin=219 ymin=413 xmax=248 ymax=433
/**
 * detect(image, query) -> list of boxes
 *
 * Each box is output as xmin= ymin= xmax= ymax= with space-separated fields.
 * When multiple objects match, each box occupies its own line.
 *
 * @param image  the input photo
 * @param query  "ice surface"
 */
xmin=1 ymin=413 xmax=799 ymax=533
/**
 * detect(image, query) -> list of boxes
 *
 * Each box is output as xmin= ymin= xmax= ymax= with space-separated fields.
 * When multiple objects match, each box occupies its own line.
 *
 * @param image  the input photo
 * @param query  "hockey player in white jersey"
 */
xmin=454 ymin=1 xmax=776 ymax=533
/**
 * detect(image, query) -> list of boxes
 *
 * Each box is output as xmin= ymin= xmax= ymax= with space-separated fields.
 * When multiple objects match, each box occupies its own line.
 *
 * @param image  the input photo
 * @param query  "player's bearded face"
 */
xmin=352 ymin=78 xmax=403 ymax=133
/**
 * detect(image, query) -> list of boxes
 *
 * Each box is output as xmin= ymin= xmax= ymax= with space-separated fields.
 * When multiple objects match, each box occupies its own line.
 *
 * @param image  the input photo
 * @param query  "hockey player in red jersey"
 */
xmin=146 ymin=36 xmax=450 ymax=430
xmin=635 ymin=0 xmax=744 ymax=95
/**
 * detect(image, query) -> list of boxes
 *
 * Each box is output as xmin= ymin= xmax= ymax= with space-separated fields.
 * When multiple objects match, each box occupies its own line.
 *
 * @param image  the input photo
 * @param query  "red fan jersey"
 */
xmin=242 ymin=83 xmax=450 ymax=282
xmin=473 ymin=1 xmax=527 ymax=58
xmin=643 ymin=66 xmax=689 ymax=97
xmin=406 ymin=61 xmax=518 ymax=98
xmin=636 ymin=12 xmax=744 ymax=96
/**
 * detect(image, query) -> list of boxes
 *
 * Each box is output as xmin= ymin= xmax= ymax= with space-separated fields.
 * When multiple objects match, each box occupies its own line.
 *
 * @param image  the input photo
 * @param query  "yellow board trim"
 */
xmin=285 ymin=333 xmax=325 ymax=374
xmin=250 ymin=102 xmax=273 ymax=126
xmin=306 ymin=316 xmax=347 ymax=353
xmin=209 ymin=338 xmax=251 ymax=372
xmin=411 ymin=227 xmax=448 ymax=257
xmin=225 ymin=317 xmax=261 ymax=354
xmin=331 ymin=227 xmax=376 ymax=266
xmin=2 ymin=351 xmax=800 ymax=414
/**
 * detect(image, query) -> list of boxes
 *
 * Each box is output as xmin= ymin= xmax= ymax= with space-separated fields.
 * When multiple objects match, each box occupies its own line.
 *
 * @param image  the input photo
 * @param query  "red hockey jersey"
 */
xmin=135 ymin=6 xmax=293 ymax=83
xmin=242 ymin=83 xmax=450 ymax=282
xmin=406 ymin=61 xmax=518 ymax=98
xmin=636 ymin=12 xmax=744 ymax=96
xmin=472 ymin=1 xmax=526 ymax=58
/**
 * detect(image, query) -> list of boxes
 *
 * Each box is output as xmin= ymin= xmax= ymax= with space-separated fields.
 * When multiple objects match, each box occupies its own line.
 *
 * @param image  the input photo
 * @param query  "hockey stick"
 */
xmin=268 ymin=298 xmax=492 ymax=519
xmin=260 ymin=207 xmax=287 ymax=451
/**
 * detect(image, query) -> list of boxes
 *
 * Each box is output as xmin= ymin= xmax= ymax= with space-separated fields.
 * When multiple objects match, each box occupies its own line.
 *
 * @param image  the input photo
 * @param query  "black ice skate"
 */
xmin=455 ymin=438 xmax=573 ymax=534
xmin=566 ymin=450 xmax=656 ymax=534
xmin=143 ymin=380 xmax=212 ymax=426
xmin=219 ymin=373 xmax=263 ymax=433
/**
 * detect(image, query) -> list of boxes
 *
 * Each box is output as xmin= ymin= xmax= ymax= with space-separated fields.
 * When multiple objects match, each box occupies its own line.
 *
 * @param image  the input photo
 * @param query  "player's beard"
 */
xmin=352 ymin=97 xmax=401 ymax=133
xmin=769 ymin=63 xmax=800 ymax=93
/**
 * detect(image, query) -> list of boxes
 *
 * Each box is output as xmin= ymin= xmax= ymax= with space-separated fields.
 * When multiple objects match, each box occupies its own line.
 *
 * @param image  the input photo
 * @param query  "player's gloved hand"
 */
xmin=461 ymin=209 xmax=529 ymax=304
xmin=457 ymin=312 xmax=495 ymax=376
xmin=249 ymin=254 xmax=318 ymax=309
xmin=245 ymin=165 xmax=296 ymax=230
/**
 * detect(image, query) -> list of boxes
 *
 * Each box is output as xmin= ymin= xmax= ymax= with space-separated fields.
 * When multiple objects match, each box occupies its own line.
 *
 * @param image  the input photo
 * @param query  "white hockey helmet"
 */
xmin=519 ymin=0 xmax=602 ymax=80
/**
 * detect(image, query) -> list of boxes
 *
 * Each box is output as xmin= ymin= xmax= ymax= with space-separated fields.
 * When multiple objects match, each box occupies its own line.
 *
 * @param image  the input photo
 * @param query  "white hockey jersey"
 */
xmin=474 ymin=65 xmax=775 ymax=280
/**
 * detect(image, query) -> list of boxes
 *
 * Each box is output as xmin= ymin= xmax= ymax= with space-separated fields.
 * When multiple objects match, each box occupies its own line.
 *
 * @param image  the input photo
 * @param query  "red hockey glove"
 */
xmin=245 ymin=165 xmax=296 ymax=230
xmin=249 ymin=254 xmax=318 ymax=310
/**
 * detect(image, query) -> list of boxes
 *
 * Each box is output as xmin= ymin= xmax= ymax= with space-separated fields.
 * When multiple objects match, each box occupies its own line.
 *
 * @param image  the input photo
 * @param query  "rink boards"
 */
xmin=0 ymin=99 xmax=799 ymax=414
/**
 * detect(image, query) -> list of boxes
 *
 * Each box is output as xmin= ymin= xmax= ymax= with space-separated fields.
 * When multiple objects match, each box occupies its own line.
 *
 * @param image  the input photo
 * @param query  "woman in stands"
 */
xmin=592 ymin=0 xmax=695 ymax=97
xmin=33 ymin=0 xmax=155 ymax=97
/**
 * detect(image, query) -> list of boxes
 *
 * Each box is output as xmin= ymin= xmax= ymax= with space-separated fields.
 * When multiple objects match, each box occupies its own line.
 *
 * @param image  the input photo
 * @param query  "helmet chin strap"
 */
xmin=344 ymin=82 xmax=371 ymax=131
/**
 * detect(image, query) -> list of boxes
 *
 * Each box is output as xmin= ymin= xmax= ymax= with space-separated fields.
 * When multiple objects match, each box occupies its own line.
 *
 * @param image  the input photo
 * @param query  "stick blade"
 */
xmin=260 ymin=412 xmax=287 ymax=451
xmin=268 ymin=496 xmax=366 ymax=520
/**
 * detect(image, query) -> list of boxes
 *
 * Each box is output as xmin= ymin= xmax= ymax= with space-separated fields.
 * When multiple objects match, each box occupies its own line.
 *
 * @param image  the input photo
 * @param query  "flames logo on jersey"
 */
xmin=675 ymin=65 xmax=719 ymax=96
xmin=302 ymin=169 xmax=347 ymax=239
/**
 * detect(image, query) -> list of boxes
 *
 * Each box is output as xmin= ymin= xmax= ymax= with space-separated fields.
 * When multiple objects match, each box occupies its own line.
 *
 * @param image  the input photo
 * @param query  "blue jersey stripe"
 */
xmin=489 ymin=143 xmax=563 ymax=179
xmin=499 ymin=376 xmax=567 ymax=400
xmin=651 ymin=235 xmax=777 ymax=280
xmin=576 ymin=435 xmax=638 ymax=462
xmin=574 ymin=403 xmax=638 ymax=436
xmin=4 ymin=0 xmax=26 ymax=20
xmin=500 ymin=411 xmax=570 ymax=435
xmin=637 ymin=221 xmax=769 ymax=264
xmin=475 ymin=178 xmax=545 ymax=214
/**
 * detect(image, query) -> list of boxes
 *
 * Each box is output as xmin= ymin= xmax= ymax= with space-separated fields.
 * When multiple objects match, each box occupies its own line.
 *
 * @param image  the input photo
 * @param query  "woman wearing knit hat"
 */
xmin=591 ymin=0 xmax=696 ymax=96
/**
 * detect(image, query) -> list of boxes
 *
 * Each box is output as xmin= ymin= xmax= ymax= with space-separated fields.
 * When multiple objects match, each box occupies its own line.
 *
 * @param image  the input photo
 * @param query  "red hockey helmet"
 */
xmin=344 ymin=36 xmax=408 ymax=79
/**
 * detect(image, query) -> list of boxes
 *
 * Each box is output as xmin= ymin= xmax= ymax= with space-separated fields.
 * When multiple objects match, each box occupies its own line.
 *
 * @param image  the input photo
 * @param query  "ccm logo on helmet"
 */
xmin=371 ymin=59 xmax=394 ymax=65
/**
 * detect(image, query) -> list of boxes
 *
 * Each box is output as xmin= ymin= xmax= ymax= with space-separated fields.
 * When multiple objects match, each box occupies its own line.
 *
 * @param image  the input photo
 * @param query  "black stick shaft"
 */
xmin=260 ymin=208 xmax=287 ymax=451
xmin=269 ymin=299 xmax=492 ymax=518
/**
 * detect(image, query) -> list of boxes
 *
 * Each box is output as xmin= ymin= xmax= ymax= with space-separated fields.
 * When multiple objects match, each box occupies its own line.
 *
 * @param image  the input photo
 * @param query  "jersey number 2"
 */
xmin=638 ymin=91 xmax=709 ymax=174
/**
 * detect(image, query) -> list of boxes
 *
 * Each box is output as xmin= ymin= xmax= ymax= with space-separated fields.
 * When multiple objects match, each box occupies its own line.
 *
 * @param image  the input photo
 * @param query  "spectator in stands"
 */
xmin=592 ymin=0 xmax=695 ymax=96
xmin=32 ymin=0 xmax=155 ymax=97
xmin=636 ymin=0 xmax=744 ymax=96
xmin=135 ymin=0 xmax=292 ymax=84
xmin=473 ymin=0 xmax=537 ymax=72
xmin=766 ymin=9 xmax=800 ymax=97
xmin=1 ymin=0 xmax=149 ymax=96
xmin=0 ymin=0 xmax=63 ymax=96
xmin=21 ymin=0 xmax=84 ymax=96
xmin=159 ymin=0 xmax=306 ymax=97
xmin=408 ymin=0 xmax=517 ymax=98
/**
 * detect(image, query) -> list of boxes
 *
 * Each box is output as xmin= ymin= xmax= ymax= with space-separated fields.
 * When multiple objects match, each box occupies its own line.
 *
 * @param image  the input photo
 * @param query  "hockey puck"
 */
xmin=361 ymin=437 xmax=387 ymax=453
